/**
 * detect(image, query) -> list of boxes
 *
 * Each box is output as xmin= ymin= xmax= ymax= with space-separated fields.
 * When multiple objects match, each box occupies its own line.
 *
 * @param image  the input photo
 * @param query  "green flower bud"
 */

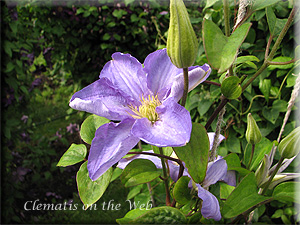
xmin=278 ymin=126 xmax=300 ymax=159
xmin=255 ymin=154 xmax=270 ymax=187
xmin=167 ymin=0 xmax=198 ymax=68
xmin=246 ymin=113 xmax=262 ymax=145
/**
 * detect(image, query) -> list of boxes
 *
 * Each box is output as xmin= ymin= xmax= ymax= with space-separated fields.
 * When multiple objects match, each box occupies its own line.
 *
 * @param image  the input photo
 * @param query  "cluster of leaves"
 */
xmin=1 ymin=0 xmax=177 ymax=223
xmin=58 ymin=0 xmax=299 ymax=224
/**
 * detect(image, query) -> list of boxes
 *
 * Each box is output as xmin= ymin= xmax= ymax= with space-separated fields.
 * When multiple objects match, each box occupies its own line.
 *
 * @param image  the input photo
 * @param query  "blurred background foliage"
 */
xmin=1 ymin=0 xmax=298 ymax=224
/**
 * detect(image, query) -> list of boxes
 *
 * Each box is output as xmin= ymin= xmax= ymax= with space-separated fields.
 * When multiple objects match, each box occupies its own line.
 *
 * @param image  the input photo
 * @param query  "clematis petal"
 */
xmin=168 ymin=161 xmax=190 ymax=182
xmin=203 ymin=158 xmax=228 ymax=188
xmin=100 ymin=52 xmax=150 ymax=102
xmin=87 ymin=118 xmax=139 ymax=181
xmin=222 ymin=170 xmax=236 ymax=187
xmin=144 ymin=49 xmax=182 ymax=100
xmin=131 ymin=97 xmax=192 ymax=147
xmin=117 ymin=150 xmax=163 ymax=170
xmin=208 ymin=132 xmax=226 ymax=150
xmin=168 ymin=64 xmax=211 ymax=102
xmin=69 ymin=78 xmax=132 ymax=121
xmin=196 ymin=184 xmax=222 ymax=221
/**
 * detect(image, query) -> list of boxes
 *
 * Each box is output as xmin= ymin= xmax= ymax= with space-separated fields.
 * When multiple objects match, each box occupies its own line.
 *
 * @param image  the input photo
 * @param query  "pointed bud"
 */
xmin=246 ymin=113 xmax=262 ymax=145
xmin=278 ymin=126 xmax=300 ymax=159
xmin=255 ymin=154 xmax=270 ymax=187
xmin=167 ymin=0 xmax=198 ymax=68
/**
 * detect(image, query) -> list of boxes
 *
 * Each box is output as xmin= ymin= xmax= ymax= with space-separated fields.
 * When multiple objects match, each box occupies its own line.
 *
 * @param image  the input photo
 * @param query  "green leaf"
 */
xmin=197 ymin=98 xmax=213 ymax=116
xmin=174 ymin=123 xmax=209 ymax=183
xmin=220 ymin=182 xmax=235 ymax=199
xmin=119 ymin=206 xmax=187 ymax=224
xmin=80 ymin=114 xmax=110 ymax=144
xmin=127 ymin=185 xmax=143 ymax=200
xmin=76 ymin=162 xmax=113 ymax=209
xmin=244 ymin=137 xmax=273 ymax=171
xmin=268 ymin=56 xmax=294 ymax=70
xmin=266 ymin=7 xmax=288 ymax=37
xmin=219 ymin=23 xmax=252 ymax=73
xmin=110 ymin=167 xmax=123 ymax=183
xmin=173 ymin=176 xmax=192 ymax=205
xmin=222 ymin=173 xmax=271 ymax=218
xmin=202 ymin=19 xmax=228 ymax=70
xmin=234 ymin=55 xmax=260 ymax=65
xmin=259 ymin=79 xmax=271 ymax=101
xmin=204 ymin=0 xmax=221 ymax=10
xmin=57 ymin=144 xmax=87 ymax=167
xmin=273 ymin=182 xmax=300 ymax=204
xmin=250 ymin=0 xmax=281 ymax=11
xmin=221 ymin=76 xmax=242 ymax=99
xmin=272 ymin=100 xmax=288 ymax=112
xmin=121 ymin=159 xmax=161 ymax=188
xmin=152 ymin=146 xmax=173 ymax=157
xmin=224 ymin=153 xmax=250 ymax=176
xmin=262 ymin=107 xmax=279 ymax=124
xmin=266 ymin=7 xmax=287 ymax=37
xmin=117 ymin=208 xmax=148 ymax=224
xmin=225 ymin=133 xmax=242 ymax=153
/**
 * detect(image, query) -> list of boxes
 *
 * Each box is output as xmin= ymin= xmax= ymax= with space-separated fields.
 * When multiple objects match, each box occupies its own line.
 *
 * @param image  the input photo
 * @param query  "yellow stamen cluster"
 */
xmin=128 ymin=95 xmax=162 ymax=123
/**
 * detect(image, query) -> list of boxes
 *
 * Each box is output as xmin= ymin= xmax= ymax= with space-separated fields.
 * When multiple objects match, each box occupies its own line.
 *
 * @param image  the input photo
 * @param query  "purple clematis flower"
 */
xmin=117 ymin=133 xmax=232 ymax=221
xmin=69 ymin=48 xmax=211 ymax=181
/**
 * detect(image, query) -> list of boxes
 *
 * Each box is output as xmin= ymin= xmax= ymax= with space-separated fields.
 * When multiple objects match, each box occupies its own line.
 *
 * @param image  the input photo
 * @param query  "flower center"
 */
xmin=128 ymin=95 xmax=161 ymax=123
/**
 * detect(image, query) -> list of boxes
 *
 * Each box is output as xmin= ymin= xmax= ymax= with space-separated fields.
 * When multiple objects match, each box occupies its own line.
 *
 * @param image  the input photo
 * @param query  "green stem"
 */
xmin=223 ymin=0 xmax=231 ymax=37
xmin=159 ymin=147 xmax=171 ymax=206
xmin=247 ymin=144 xmax=255 ymax=170
xmin=242 ymin=6 xmax=296 ymax=92
xmin=180 ymin=67 xmax=189 ymax=107
xmin=267 ymin=7 xmax=296 ymax=61
xmin=261 ymin=157 xmax=284 ymax=195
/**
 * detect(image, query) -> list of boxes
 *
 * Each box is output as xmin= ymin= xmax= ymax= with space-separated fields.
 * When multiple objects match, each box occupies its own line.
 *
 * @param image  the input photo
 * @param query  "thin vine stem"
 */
xmin=180 ymin=67 xmax=189 ymax=107
xmin=159 ymin=147 xmax=171 ymax=206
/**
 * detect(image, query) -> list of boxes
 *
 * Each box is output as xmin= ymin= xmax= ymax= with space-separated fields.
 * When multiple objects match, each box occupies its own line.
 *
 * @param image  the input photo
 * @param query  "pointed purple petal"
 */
xmin=117 ymin=150 xmax=163 ymax=170
xmin=168 ymin=64 xmax=211 ymax=102
xmin=131 ymin=97 xmax=192 ymax=147
xmin=144 ymin=49 xmax=181 ymax=100
xmin=207 ymin=132 xmax=225 ymax=150
xmin=87 ymin=118 xmax=139 ymax=181
xmin=196 ymin=184 xmax=222 ymax=221
xmin=100 ymin=52 xmax=150 ymax=102
xmin=69 ymin=78 xmax=132 ymax=121
xmin=203 ymin=158 xmax=228 ymax=188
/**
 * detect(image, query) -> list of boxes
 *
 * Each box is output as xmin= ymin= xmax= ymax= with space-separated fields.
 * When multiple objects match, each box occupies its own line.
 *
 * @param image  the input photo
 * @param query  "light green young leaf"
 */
xmin=57 ymin=144 xmax=87 ymax=167
xmin=219 ymin=23 xmax=252 ymax=73
xmin=202 ymin=19 xmax=228 ymax=70
xmin=121 ymin=159 xmax=161 ymax=188
xmin=80 ymin=114 xmax=110 ymax=144
xmin=77 ymin=162 xmax=113 ymax=209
